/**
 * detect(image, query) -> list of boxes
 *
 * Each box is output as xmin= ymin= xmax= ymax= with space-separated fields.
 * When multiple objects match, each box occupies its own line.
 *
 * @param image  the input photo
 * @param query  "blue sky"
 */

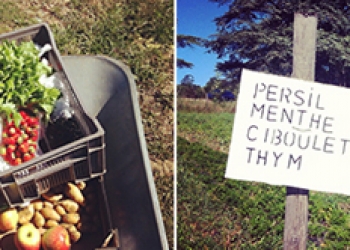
xmin=176 ymin=0 xmax=228 ymax=87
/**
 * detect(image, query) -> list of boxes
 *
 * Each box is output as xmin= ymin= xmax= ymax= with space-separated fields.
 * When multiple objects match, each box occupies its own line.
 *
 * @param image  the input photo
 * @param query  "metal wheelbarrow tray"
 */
xmin=62 ymin=55 xmax=169 ymax=250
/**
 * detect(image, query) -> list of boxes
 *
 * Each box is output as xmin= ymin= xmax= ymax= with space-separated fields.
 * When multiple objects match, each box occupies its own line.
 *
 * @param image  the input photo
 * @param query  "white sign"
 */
xmin=226 ymin=69 xmax=350 ymax=195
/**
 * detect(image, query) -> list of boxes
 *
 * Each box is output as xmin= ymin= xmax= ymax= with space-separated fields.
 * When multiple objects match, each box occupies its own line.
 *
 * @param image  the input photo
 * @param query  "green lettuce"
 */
xmin=0 ymin=41 xmax=60 ymax=125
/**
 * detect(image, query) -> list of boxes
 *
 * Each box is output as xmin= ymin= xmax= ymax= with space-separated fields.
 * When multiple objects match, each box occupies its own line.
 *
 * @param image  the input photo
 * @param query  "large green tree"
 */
xmin=207 ymin=0 xmax=350 ymax=87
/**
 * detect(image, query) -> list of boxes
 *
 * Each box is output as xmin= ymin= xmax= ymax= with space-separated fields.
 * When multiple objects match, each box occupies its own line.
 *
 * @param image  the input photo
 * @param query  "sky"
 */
xmin=176 ymin=0 xmax=228 ymax=87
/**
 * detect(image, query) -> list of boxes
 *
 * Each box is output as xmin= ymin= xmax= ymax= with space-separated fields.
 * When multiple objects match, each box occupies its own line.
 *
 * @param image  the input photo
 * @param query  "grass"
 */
xmin=0 ymin=0 xmax=173 ymax=248
xmin=177 ymin=110 xmax=350 ymax=249
xmin=177 ymin=112 xmax=234 ymax=152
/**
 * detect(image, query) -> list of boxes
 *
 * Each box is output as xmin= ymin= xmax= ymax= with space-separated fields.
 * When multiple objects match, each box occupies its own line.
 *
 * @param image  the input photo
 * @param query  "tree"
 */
xmin=177 ymin=74 xmax=205 ymax=98
xmin=177 ymin=35 xmax=204 ymax=68
xmin=204 ymin=76 xmax=221 ymax=93
xmin=180 ymin=74 xmax=195 ymax=85
xmin=206 ymin=0 xmax=350 ymax=87
xmin=204 ymin=73 xmax=237 ymax=93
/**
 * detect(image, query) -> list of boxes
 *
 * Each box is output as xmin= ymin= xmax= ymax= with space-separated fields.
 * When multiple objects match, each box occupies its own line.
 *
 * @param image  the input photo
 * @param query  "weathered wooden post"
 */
xmin=283 ymin=13 xmax=318 ymax=250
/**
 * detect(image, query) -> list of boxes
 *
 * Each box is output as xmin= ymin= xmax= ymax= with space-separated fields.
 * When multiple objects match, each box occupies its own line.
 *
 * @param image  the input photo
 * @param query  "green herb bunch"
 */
xmin=0 ymin=41 xmax=60 ymax=125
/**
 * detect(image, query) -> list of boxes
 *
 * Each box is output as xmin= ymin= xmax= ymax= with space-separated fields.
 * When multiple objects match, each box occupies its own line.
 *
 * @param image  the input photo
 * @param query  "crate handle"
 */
xmin=13 ymin=156 xmax=85 ymax=185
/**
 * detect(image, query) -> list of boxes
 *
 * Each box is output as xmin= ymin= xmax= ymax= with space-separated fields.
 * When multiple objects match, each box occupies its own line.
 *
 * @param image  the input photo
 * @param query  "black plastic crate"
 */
xmin=0 ymin=23 xmax=106 ymax=206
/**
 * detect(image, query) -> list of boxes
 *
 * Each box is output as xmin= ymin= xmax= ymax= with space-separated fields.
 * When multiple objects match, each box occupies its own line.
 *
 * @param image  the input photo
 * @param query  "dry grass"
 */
xmin=178 ymin=98 xmax=236 ymax=113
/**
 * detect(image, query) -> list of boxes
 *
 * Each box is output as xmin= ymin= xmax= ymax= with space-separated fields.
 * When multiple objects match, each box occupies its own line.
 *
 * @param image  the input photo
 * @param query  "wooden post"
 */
xmin=283 ymin=13 xmax=318 ymax=250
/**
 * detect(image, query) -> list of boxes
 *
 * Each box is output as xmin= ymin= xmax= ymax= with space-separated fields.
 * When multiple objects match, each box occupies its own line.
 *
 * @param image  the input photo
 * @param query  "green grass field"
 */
xmin=178 ymin=111 xmax=350 ymax=249
xmin=177 ymin=112 xmax=234 ymax=153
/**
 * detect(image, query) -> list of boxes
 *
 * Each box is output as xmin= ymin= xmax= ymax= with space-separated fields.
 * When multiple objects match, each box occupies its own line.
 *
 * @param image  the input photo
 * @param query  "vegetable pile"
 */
xmin=0 ymin=40 xmax=61 ymax=167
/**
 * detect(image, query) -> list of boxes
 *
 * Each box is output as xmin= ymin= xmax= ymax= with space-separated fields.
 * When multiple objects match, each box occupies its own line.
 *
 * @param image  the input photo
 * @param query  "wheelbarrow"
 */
xmin=62 ymin=55 xmax=170 ymax=250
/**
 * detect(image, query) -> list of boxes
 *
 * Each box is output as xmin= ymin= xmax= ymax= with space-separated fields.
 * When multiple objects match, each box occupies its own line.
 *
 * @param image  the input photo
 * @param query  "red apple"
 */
xmin=14 ymin=223 xmax=41 ymax=250
xmin=41 ymin=225 xmax=71 ymax=250
xmin=0 ymin=207 xmax=18 ymax=232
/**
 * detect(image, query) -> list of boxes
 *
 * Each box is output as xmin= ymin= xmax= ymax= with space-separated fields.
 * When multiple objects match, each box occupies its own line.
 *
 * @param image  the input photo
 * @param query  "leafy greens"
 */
xmin=0 ymin=41 xmax=60 ymax=125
